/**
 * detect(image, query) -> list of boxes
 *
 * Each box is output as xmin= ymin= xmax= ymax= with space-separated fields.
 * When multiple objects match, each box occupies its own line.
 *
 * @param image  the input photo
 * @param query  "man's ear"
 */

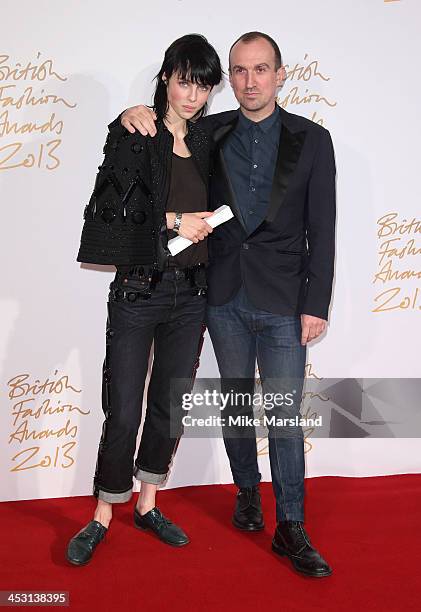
xmin=276 ymin=65 xmax=287 ymax=88
xmin=228 ymin=69 xmax=233 ymax=88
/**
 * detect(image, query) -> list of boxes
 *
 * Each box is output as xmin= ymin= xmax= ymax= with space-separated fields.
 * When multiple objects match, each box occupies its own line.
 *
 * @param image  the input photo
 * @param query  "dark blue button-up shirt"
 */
xmin=223 ymin=105 xmax=281 ymax=234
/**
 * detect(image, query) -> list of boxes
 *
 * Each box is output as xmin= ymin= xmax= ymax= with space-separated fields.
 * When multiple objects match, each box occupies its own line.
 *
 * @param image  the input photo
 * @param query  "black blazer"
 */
xmin=202 ymin=107 xmax=336 ymax=320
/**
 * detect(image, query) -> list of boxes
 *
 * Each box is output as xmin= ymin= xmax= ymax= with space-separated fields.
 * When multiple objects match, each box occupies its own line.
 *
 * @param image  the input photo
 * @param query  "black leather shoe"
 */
xmin=66 ymin=520 xmax=108 ymax=566
xmin=232 ymin=485 xmax=264 ymax=531
xmin=134 ymin=507 xmax=189 ymax=547
xmin=272 ymin=521 xmax=332 ymax=577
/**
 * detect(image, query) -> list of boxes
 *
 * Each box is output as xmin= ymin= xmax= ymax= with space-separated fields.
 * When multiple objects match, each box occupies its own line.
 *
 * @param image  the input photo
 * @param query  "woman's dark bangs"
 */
xmin=173 ymin=55 xmax=220 ymax=87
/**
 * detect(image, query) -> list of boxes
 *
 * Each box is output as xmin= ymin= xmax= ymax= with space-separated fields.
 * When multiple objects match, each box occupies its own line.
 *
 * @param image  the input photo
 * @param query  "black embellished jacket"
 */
xmin=77 ymin=117 xmax=210 ymax=269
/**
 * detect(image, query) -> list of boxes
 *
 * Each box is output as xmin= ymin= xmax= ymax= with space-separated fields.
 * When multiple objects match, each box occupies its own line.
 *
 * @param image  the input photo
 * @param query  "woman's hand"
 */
xmin=166 ymin=212 xmax=214 ymax=243
xmin=121 ymin=105 xmax=157 ymax=136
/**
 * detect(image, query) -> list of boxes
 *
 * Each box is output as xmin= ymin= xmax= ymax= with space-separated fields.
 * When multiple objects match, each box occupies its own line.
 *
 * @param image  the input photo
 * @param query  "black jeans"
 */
xmin=93 ymin=266 xmax=207 ymax=503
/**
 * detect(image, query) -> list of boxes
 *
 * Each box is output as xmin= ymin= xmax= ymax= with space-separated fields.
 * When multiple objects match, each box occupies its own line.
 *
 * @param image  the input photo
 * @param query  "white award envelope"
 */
xmin=167 ymin=205 xmax=234 ymax=256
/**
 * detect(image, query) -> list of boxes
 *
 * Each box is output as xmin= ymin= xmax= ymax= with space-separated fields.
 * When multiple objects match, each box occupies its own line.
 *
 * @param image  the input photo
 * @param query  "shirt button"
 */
xmin=248 ymin=210 xmax=254 ymax=215
xmin=250 ymin=186 xmax=256 ymax=192
xmin=254 ymin=138 xmax=259 ymax=144
xmin=253 ymin=164 xmax=258 ymax=169
xmin=242 ymin=243 xmax=250 ymax=249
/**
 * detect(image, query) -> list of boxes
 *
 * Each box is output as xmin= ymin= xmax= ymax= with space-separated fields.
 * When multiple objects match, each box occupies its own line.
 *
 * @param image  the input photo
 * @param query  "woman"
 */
xmin=67 ymin=34 xmax=222 ymax=565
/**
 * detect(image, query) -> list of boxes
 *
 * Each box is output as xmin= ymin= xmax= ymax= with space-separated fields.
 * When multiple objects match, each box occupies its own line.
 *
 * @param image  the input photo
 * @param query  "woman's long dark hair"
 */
xmin=153 ymin=34 xmax=222 ymax=121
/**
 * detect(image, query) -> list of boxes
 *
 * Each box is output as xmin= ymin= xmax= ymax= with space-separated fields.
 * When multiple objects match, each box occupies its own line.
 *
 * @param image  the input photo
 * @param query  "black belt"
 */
xmin=112 ymin=263 xmax=207 ymax=301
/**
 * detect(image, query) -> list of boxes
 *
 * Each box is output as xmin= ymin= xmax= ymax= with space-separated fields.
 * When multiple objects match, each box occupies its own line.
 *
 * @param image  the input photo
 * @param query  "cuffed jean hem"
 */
xmin=95 ymin=486 xmax=133 ymax=504
xmin=133 ymin=466 xmax=167 ymax=485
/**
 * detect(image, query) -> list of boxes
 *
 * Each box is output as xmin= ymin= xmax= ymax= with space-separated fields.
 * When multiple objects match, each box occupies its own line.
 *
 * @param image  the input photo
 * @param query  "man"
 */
xmin=119 ymin=31 xmax=336 ymax=577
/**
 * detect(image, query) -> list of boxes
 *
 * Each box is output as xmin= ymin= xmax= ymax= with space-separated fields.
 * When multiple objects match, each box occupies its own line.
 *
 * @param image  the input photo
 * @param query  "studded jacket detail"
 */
xmin=77 ymin=116 xmax=210 ymax=269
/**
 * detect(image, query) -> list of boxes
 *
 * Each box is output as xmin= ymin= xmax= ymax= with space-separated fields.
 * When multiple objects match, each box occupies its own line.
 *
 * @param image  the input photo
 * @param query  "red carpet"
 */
xmin=0 ymin=475 xmax=420 ymax=611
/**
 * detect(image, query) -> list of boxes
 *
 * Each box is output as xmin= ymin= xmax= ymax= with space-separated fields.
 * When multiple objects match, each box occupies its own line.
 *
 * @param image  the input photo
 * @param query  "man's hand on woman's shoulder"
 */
xmin=121 ymin=105 xmax=157 ymax=137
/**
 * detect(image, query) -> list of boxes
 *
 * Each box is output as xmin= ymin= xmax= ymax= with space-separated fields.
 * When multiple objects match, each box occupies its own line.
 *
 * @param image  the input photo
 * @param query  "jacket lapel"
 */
xmin=185 ymin=122 xmax=209 ymax=187
xmin=212 ymin=115 xmax=248 ymax=232
xmin=265 ymin=121 xmax=306 ymax=224
xmin=146 ymin=122 xmax=173 ymax=225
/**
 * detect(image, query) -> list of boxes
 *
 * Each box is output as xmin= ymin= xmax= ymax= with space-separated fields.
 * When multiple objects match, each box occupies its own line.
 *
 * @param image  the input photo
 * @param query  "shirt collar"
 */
xmin=237 ymin=104 xmax=280 ymax=133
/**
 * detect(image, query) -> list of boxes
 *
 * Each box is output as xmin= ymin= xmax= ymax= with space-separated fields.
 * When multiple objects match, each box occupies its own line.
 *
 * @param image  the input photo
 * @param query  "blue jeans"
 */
xmin=206 ymin=285 xmax=306 ymax=522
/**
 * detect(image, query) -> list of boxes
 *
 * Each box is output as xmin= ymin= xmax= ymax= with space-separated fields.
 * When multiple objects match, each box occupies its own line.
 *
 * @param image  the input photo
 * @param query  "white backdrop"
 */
xmin=1 ymin=0 xmax=420 ymax=502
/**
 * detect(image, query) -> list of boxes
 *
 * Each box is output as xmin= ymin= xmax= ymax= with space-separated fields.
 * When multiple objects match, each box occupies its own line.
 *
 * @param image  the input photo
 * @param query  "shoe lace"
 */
xmin=82 ymin=523 xmax=105 ymax=548
xmin=239 ymin=487 xmax=260 ymax=510
xmin=154 ymin=508 xmax=172 ymax=529
xmin=289 ymin=522 xmax=311 ymax=552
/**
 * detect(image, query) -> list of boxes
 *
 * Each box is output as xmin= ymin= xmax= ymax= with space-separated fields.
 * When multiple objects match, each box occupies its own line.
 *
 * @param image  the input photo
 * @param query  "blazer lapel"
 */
xmin=265 ymin=122 xmax=306 ymax=224
xmin=212 ymin=116 xmax=248 ymax=232
xmin=185 ymin=123 xmax=209 ymax=186
xmin=218 ymin=149 xmax=248 ymax=232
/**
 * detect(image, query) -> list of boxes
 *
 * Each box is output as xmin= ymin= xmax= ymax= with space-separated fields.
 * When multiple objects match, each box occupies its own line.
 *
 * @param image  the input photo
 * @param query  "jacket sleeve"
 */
xmin=302 ymin=129 xmax=336 ymax=320
xmin=83 ymin=124 xmax=122 ymax=218
xmin=76 ymin=122 xmax=154 ymax=266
